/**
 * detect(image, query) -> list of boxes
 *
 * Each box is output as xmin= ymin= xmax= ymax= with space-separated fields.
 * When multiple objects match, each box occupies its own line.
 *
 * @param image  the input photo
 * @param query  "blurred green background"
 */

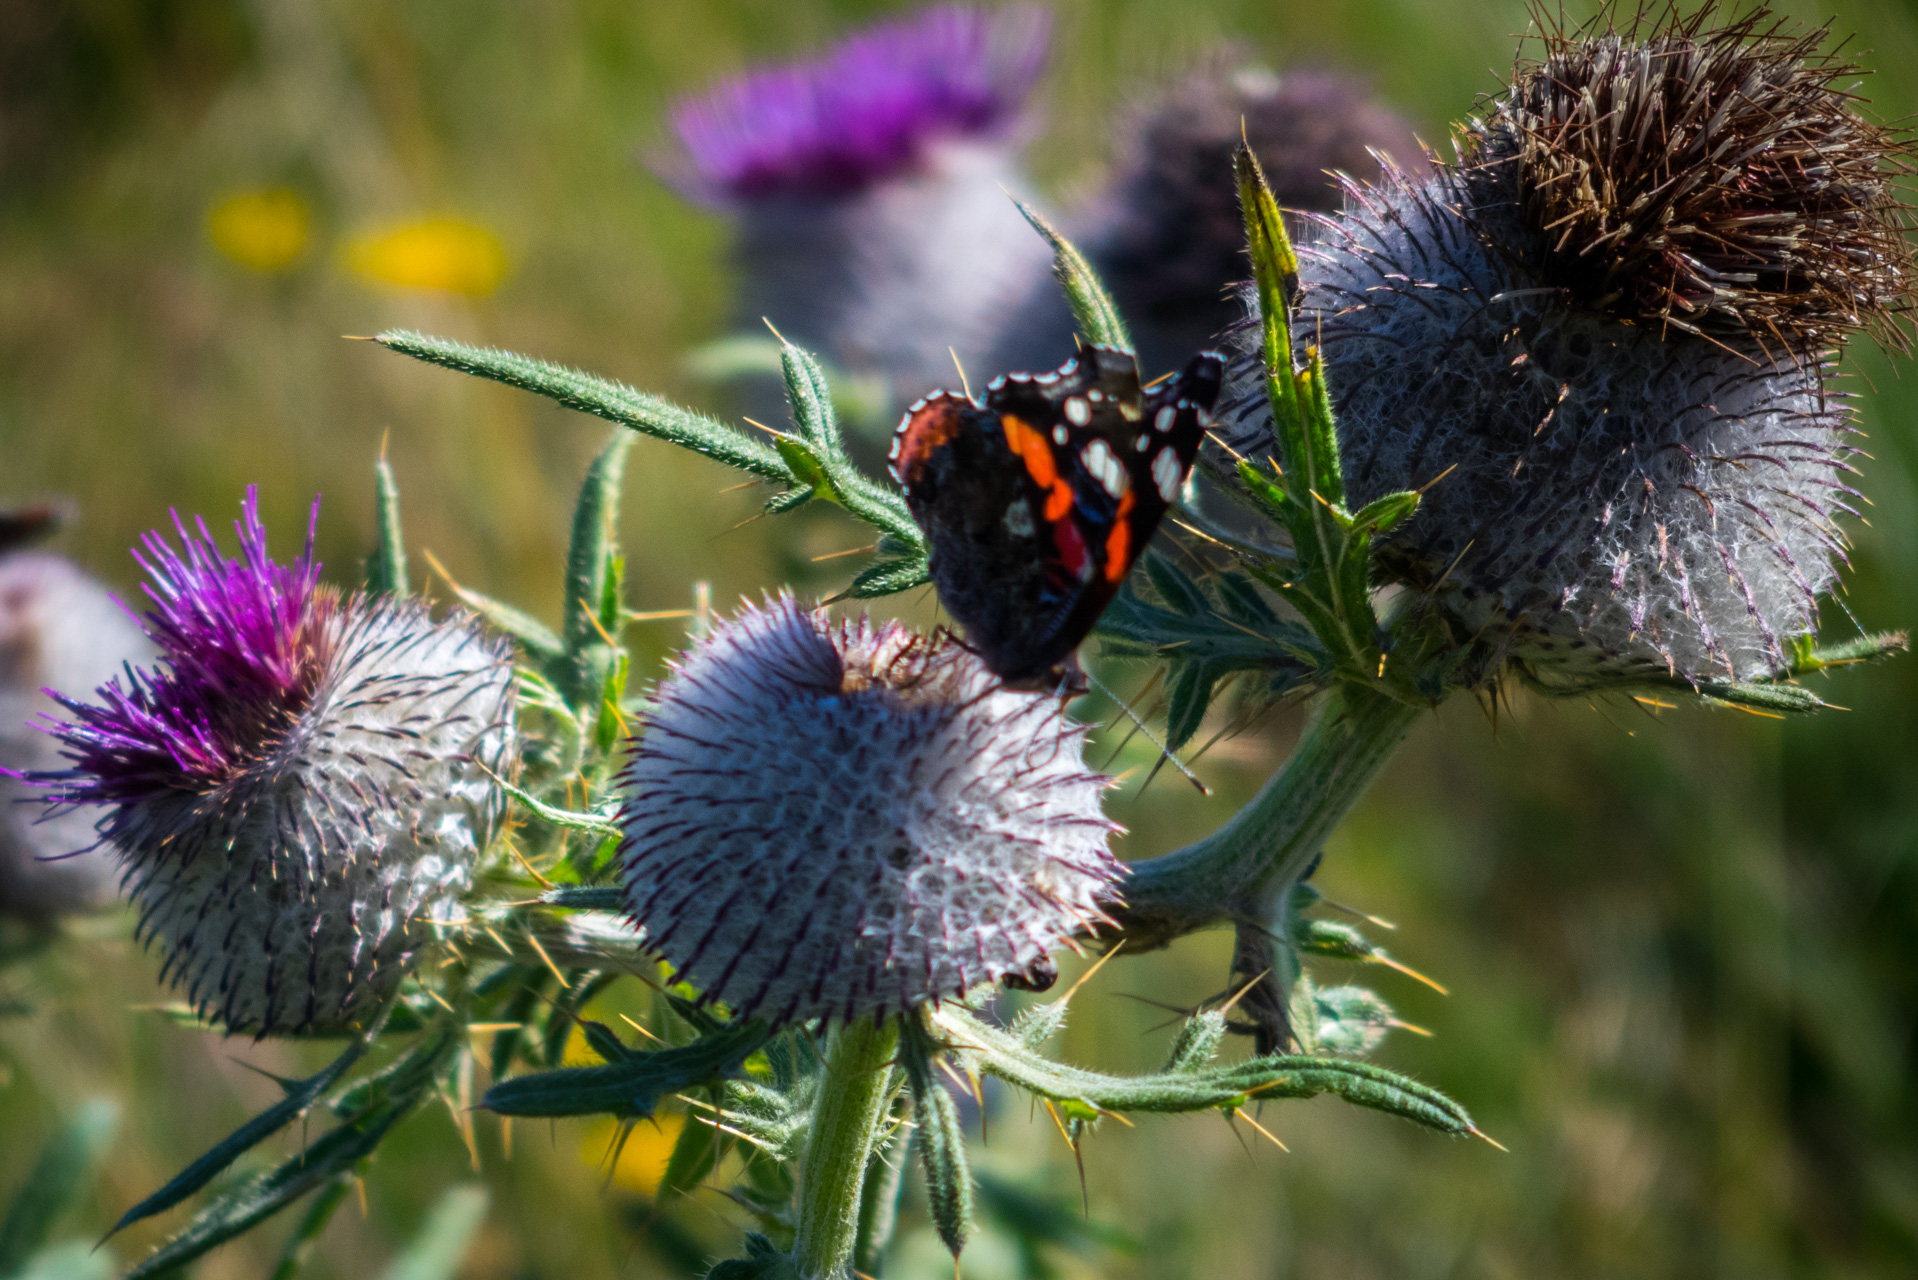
xmin=3 ymin=1 xmax=1916 ymax=1277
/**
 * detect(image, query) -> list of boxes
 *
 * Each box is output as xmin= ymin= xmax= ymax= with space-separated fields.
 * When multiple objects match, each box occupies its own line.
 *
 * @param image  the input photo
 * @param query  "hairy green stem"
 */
xmin=793 ymin=1019 xmax=901 ymax=1280
xmin=1111 ymin=682 xmax=1422 ymax=950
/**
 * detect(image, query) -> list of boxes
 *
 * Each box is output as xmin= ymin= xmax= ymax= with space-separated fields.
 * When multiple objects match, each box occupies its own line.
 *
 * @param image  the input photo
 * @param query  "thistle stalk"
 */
xmin=1112 ymin=682 xmax=1419 ymax=953
xmin=793 ymin=1019 xmax=901 ymax=1280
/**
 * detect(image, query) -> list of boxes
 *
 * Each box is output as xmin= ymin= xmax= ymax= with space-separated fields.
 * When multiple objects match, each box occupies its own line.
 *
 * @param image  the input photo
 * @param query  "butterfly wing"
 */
xmin=890 ymin=347 xmax=1226 ymax=685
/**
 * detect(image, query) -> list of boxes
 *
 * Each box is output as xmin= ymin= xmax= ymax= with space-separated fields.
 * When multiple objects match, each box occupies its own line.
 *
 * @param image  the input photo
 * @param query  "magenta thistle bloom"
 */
xmin=667 ymin=5 xmax=1049 ymax=203
xmin=29 ymin=489 xmax=515 ymax=1034
xmin=617 ymin=595 xmax=1120 ymax=1027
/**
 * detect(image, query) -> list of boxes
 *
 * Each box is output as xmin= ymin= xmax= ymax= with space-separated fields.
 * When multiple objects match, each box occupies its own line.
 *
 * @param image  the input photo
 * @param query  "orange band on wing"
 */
xmin=1103 ymin=490 xmax=1136 ymax=581
xmin=1003 ymin=413 xmax=1077 ymax=522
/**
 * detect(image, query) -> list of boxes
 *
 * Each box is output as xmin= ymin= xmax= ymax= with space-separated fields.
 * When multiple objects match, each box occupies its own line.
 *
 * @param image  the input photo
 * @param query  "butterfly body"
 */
xmin=889 ymin=344 xmax=1224 ymax=686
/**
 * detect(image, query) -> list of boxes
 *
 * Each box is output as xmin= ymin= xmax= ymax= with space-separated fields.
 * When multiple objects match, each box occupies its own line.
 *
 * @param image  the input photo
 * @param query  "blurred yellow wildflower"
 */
xmin=347 ymin=217 xmax=507 ymax=295
xmin=582 ymin=1113 xmax=688 ymax=1196
xmin=206 ymin=189 xmax=312 ymax=273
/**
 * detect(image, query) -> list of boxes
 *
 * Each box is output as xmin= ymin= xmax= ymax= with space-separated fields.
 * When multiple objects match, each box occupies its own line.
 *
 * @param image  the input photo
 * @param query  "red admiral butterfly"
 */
xmin=888 ymin=344 xmax=1225 ymax=687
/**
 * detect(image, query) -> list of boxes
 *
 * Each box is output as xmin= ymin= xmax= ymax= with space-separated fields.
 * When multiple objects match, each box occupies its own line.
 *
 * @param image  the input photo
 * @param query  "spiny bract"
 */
xmin=617 ymin=595 xmax=1121 ymax=1026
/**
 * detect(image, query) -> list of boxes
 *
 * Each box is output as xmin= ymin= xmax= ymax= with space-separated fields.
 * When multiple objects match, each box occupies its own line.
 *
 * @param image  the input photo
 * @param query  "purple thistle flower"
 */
xmin=667 ymin=5 xmax=1049 ymax=204
xmin=617 ymin=595 xmax=1120 ymax=1027
xmin=27 ymin=488 xmax=515 ymax=1034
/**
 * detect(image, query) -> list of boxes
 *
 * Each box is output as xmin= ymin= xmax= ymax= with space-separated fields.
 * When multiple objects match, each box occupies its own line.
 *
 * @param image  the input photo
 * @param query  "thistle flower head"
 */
xmin=1216 ymin=5 xmax=1915 ymax=689
xmin=617 ymin=596 xmax=1120 ymax=1027
xmin=666 ymin=5 xmax=1049 ymax=204
xmin=1 ymin=552 xmax=153 ymax=920
xmin=29 ymin=489 xmax=515 ymax=1033
xmin=1472 ymin=5 xmax=1912 ymax=350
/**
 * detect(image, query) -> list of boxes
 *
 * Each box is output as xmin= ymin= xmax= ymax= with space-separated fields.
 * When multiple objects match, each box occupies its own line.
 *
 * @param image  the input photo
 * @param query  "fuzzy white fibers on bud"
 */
xmin=618 ymin=595 xmax=1121 ymax=1026
xmin=31 ymin=492 xmax=515 ymax=1033
xmin=0 ymin=552 xmax=154 ymax=920
xmin=1216 ymin=7 xmax=1913 ymax=688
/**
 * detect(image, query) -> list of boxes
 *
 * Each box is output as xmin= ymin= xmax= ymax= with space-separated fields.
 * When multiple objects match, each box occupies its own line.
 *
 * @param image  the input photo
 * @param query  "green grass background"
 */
xmin=3 ymin=1 xmax=1916 ymax=1277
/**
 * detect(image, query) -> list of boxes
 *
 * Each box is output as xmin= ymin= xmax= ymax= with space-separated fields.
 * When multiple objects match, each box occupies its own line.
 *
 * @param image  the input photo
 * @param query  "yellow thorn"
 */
xmin=1217 ymin=969 xmax=1272 ymax=1018
xmin=619 ymin=1013 xmax=667 ymax=1045
xmin=1236 ymin=1107 xmax=1289 ymax=1153
xmin=811 ymin=544 xmax=878 ymax=562
xmin=1470 ymin=1125 xmax=1509 ymax=1152
xmin=627 ymin=608 xmax=695 ymax=621
xmin=1058 ymin=945 xmax=1120 ymax=1005
xmin=1374 ymin=954 xmax=1449 ymax=996
xmin=523 ymin=932 xmax=571 ymax=990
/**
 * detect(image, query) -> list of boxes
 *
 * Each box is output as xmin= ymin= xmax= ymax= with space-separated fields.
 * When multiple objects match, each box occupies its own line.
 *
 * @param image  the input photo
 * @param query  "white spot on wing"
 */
xmin=1082 ymin=440 xmax=1128 ymax=497
xmin=1154 ymin=406 xmax=1177 ymax=432
xmin=1052 ymin=425 xmax=1068 ymax=445
xmin=1152 ymin=446 xmax=1184 ymax=502
xmin=1064 ymin=397 xmax=1091 ymax=427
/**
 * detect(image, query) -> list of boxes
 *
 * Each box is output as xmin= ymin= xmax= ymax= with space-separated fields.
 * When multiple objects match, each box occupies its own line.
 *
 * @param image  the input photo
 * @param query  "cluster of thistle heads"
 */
xmin=0 ymin=17 xmax=1911 ymax=1273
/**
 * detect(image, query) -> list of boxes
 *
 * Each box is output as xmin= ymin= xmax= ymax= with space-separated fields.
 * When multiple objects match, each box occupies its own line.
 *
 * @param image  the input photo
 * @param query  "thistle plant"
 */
xmin=18 ymin=6 xmax=1912 ymax=1279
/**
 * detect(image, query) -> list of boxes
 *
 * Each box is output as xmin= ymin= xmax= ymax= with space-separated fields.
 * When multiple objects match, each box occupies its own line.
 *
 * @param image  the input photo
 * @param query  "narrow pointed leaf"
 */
xmin=845 ymin=557 xmax=931 ymax=599
xmin=365 ymin=457 xmax=408 ymax=596
xmin=438 ymin=582 xmax=563 ymax=662
xmin=374 ymin=331 xmax=790 ymax=481
xmin=124 ymin=1096 xmax=423 ymax=1280
xmin=109 ymin=1021 xmax=383 ymax=1235
xmin=1013 ymin=199 xmax=1131 ymax=352
xmin=1350 ymin=490 xmax=1420 ymax=539
xmin=483 ymin=1020 xmax=770 ymax=1119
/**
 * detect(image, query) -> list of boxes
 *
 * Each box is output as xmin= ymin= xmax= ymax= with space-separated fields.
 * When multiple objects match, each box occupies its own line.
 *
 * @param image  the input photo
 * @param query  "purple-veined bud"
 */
xmin=616 ymin=595 xmax=1121 ymax=1027
xmin=1 ymin=552 xmax=154 ymax=920
xmin=659 ymin=5 xmax=1057 ymax=404
xmin=1090 ymin=62 xmax=1421 ymax=368
xmin=25 ymin=489 xmax=515 ymax=1033
xmin=1216 ymin=6 xmax=1914 ymax=688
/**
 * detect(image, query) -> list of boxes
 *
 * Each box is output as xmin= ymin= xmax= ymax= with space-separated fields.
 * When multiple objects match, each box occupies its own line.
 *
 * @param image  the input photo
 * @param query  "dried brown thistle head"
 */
xmin=1466 ymin=2 xmax=1915 ymax=351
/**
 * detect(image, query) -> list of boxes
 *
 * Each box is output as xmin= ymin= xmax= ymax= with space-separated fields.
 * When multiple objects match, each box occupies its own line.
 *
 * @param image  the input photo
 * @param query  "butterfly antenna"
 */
xmin=1083 ymin=669 xmax=1210 ymax=796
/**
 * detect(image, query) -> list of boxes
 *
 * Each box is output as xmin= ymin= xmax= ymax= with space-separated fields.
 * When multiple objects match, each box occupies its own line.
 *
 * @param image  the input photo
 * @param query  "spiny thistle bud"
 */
xmin=1 ymin=552 xmax=153 ymax=920
xmin=617 ymin=595 xmax=1120 ymax=1026
xmin=27 ymin=490 xmax=515 ymax=1033
xmin=1092 ymin=63 xmax=1420 ymax=364
xmin=660 ymin=4 xmax=1056 ymax=403
xmin=1217 ymin=6 xmax=1914 ymax=688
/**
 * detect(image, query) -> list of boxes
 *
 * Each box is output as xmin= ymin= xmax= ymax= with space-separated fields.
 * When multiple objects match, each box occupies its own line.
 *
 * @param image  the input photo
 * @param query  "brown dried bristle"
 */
xmin=1466 ymin=3 xmax=1915 ymax=351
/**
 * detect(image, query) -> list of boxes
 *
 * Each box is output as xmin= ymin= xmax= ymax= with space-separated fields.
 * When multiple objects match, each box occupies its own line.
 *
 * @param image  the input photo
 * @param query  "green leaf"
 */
xmin=0 ymin=1100 xmax=118 ymax=1274
xmin=656 ymin=1111 xmax=729 ymax=1203
xmin=1787 ymin=630 xmax=1909 ymax=674
xmin=438 ymin=582 xmax=563 ymax=662
xmin=772 ymin=436 xmax=842 ymax=505
xmin=1163 ymin=1011 xmax=1227 ymax=1073
xmin=844 ymin=556 xmax=931 ymax=599
xmin=538 ymin=885 xmax=624 ymax=911
xmin=560 ymin=432 xmax=632 ymax=706
xmin=125 ymin=1095 xmax=423 ymax=1280
xmin=1013 ymin=200 xmax=1131 ymax=352
xmin=1692 ymin=680 xmax=1827 ymax=713
xmin=1141 ymin=552 xmax=1208 ymax=618
xmin=374 ymin=331 xmax=789 ymax=482
xmin=903 ymin=1018 xmax=973 ymax=1259
xmin=110 ymin=1008 xmax=390 ymax=1236
xmin=375 ymin=1185 xmax=489 ymax=1280
xmin=499 ymin=778 xmax=621 ymax=839
xmin=1350 ymin=490 xmax=1420 ymax=539
xmin=364 ymin=456 xmax=409 ymax=597
xmin=929 ymin=1006 xmax=1477 ymax=1137
xmin=484 ymin=1019 xmax=771 ymax=1119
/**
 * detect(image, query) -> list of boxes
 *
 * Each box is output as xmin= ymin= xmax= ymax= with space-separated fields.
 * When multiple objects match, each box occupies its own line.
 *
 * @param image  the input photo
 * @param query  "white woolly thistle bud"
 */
xmin=26 ymin=490 xmax=516 ymax=1034
xmin=617 ymin=595 xmax=1121 ymax=1027
xmin=1 ymin=551 xmax=154 ymax=920
xmin=1216 ymin=5 xmax=1914 ymax=688
xmin=659 ymin=4 xmax=1056 ymax=405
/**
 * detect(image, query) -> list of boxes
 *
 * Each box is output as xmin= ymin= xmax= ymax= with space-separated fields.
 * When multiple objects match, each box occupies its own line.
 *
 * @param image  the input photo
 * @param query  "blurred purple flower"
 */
xmin=667 ymin=5 xmax=1049 ymax=203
